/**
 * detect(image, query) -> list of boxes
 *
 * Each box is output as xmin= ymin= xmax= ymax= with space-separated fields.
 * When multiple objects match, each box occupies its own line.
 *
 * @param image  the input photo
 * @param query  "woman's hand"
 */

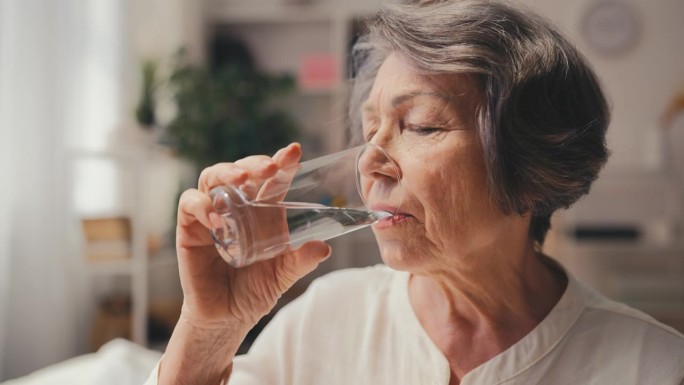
xmin=159 ymin=143 xmax=331 ymax=384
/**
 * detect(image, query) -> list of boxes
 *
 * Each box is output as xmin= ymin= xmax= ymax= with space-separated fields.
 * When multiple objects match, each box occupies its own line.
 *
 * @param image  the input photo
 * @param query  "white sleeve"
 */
xmin=142 ymin=359 xmax=160 ymax=385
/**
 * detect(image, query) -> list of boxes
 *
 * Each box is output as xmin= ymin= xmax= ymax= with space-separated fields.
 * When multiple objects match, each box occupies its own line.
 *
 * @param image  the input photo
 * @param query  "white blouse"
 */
xmin=146 ymin=264 xmax=684 ymax=384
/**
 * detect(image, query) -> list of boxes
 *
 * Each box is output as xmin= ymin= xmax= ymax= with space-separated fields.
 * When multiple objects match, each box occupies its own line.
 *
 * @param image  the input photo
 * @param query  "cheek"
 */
xmin=404 ymin=158 xmax=458 ymax=240
xmin=415 ymin=152 xmax=493 ymax=235
xmin=425 ymin=164 xmax=465 ymax=227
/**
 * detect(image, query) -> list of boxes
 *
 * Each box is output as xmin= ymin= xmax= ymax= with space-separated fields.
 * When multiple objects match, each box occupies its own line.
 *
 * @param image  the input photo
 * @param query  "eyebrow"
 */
xmin=362 ymin=91 xmax=452 ymax=114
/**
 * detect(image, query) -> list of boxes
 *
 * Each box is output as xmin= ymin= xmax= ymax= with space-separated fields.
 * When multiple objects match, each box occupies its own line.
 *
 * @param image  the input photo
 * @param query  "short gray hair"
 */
xmin=349 ymin=0 xmax=610 ymax=245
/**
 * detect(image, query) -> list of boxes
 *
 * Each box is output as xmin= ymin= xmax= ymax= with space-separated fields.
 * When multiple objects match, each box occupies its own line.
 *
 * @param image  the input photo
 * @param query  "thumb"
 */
xmin=275 ymin=241 xmax=331 ymax=290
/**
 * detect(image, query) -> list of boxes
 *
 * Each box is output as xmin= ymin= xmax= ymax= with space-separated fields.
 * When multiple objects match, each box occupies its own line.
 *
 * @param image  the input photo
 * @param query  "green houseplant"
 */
xmin=135 ymin=60 xmax=159 ymax=129
xmin=164 ymin=39 xmax=299 ymax=170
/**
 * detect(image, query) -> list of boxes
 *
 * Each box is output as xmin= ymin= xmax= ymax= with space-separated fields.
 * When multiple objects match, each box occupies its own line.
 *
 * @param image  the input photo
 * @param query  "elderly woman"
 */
xmin=147 ymin=1 xmax=684 ymax=384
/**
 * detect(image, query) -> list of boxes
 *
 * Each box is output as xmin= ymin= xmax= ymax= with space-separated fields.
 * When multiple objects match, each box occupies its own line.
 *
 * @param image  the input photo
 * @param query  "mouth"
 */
xmin=370 ymin=203 xmax=413 ymax=228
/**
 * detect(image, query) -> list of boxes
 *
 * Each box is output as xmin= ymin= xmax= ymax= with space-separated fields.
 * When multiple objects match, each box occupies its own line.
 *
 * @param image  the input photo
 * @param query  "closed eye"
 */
xmin=408 ymin=126 xmax=442 ymax=136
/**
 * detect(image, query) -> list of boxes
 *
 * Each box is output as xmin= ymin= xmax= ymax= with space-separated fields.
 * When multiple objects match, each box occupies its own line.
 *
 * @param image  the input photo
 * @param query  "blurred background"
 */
xmin=0 ymin=0 xmax=682 ymax=382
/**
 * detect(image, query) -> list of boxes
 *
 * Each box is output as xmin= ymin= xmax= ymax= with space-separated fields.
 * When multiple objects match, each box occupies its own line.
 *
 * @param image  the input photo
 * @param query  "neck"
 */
xmin=408 ymin=238 xmax=567 ymax=378
xmin=412 ymin=245 xmax=565 ymax=328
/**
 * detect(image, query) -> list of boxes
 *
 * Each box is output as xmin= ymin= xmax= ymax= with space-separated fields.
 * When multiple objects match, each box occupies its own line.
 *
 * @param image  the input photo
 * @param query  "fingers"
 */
xmin=271 ymin=143 xmax=302 ymax=168
xmin=274 ymin=241 xmax=332 ymax=290
xmin=198 ymin=158 xmax=272 ymax=194
xmin=177 ymin=189 xmax=223 ymax=229
xmin=258 ymin=143 xmax=302 ymax=201
xmin=291 ymin=241 xmax=332 ymax=271
xmin=197 ymin=143 xmax=302 ymax=195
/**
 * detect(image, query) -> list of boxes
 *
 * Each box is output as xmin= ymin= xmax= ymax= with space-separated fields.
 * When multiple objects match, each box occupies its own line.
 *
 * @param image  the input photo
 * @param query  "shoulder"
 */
xmin=305 ymin=264 xmax=398 ymax=298
xmin=279 ymin=264 xmax=400 ymax=319
xmin=568 ymin=278 xmax=684 ymax=377
xmin=578 ymin=278 xmax=684 ymax=342
xmin=282 ymin=265 xmax=402 ymax=317
xmin=238 ymin=265 xmax=403 ymax=376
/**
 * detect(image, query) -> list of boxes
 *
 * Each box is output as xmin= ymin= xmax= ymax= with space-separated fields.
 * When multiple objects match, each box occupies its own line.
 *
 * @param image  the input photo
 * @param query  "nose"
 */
xmin=357 ymin=143 xmax=402 ymax=184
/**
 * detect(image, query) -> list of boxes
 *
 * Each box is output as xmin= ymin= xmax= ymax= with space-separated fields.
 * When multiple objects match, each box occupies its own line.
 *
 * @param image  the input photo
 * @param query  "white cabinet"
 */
xmin=72 ymin=146 xmax=191 ymax=349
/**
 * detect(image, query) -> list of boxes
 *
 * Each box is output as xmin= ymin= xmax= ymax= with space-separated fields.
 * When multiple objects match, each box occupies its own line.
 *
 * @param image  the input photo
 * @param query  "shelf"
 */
xmin=71 ymin=149 xmax=151 ymax=347
xmin=85 ymin=252 xmax=178 ymax=272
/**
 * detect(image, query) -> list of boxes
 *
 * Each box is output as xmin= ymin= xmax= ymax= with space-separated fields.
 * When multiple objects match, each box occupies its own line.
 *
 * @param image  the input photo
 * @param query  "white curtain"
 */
xmin=0 ymin=0 xmax=124 ymax=380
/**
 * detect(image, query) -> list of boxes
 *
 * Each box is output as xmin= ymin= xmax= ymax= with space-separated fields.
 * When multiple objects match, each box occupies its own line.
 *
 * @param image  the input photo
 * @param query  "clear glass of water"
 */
xmin=209 ymin=143 xmax=403 ymax=267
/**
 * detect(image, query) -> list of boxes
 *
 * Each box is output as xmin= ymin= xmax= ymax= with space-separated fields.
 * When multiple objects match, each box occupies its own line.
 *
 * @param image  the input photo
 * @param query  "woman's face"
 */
xmin=360 ymin=54 xmax=519 ymax=272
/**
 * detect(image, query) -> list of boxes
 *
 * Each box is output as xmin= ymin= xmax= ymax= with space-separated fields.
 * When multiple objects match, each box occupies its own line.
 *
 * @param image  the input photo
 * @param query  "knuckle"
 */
xmin=237 ymin=155 xmax=272 ymax=167
xmin=178 ymin=189 xmax=201 ymax=207
xmin=197 ymin=167 xmax=213 ymax=187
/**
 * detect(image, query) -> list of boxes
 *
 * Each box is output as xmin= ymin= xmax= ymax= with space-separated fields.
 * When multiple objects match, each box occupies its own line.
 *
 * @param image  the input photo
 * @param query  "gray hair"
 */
xmin=348 ymin=0 xmax=610 ymax=245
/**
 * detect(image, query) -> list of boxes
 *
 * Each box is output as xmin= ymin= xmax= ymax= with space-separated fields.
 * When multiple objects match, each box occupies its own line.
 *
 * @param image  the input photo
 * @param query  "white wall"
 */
xmin=123 ymin=0 xmax=205 ymax=129
xmin=519 ymin=0 xmax=683 ymax=172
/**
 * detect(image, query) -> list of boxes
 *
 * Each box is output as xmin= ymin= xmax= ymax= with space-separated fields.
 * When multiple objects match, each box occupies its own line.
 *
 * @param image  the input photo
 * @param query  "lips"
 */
xmin=370 ymin=203 xmax=404 ymax=215
xmin=370 ymin=203 xmax=413 ymax=228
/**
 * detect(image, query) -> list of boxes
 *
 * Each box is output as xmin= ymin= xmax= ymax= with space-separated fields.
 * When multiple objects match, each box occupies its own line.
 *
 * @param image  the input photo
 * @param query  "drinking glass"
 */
xmin=209 ymin=143 xmax=402 ymax=267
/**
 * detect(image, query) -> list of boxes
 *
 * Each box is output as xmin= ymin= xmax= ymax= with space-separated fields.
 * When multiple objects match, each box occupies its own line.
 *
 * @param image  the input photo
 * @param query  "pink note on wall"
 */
xmin=298 ymin=53 xmax=338 ymax=91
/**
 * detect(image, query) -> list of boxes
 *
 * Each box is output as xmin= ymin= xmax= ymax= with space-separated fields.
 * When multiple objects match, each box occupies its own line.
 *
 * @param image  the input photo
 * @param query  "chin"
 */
xmin=376 ymin=239 xmax=423 ymax=272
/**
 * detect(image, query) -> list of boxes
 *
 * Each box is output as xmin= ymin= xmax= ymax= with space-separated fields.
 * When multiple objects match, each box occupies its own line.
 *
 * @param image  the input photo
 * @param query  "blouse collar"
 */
xmin=391 ymin=263 xmax=586 ymax=384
